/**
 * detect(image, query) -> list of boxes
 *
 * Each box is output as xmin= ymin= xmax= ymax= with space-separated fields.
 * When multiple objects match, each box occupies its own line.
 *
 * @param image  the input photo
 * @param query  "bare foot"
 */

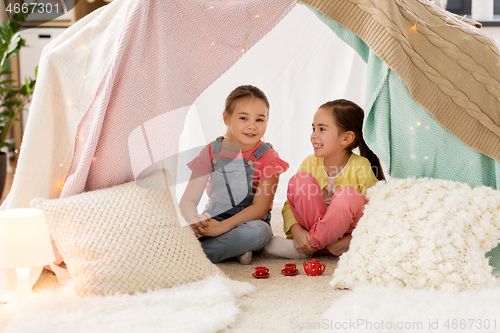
xmin=326 ymin=234 xmax=352 ymax=256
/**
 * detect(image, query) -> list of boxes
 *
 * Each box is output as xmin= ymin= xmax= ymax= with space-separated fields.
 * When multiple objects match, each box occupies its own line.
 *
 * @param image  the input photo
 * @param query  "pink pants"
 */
xmin=287 ymin=172 xmax=366 ymax=249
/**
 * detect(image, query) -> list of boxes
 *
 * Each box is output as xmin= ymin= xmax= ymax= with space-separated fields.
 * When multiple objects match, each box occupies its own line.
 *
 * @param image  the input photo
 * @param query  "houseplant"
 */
xmin=0 ymin=11 xmax=37 ymax=198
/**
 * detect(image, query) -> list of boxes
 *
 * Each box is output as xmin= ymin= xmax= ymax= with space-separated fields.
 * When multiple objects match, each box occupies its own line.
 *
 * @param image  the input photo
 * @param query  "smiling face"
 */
xmin=311 ymin=107 xmax=348 ymax=159
xmin=223 ymin=97 xmax=269 ymax=152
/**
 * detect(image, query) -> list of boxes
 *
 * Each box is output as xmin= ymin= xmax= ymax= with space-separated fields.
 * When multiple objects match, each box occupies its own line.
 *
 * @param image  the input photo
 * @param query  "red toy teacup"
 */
xmin=281 ymin=263 xmax=298 ymax=276
xmin=283 ymin=263 xmax=297 ymax=274
xmin=254 ymin=266 xmax=269 ymax=277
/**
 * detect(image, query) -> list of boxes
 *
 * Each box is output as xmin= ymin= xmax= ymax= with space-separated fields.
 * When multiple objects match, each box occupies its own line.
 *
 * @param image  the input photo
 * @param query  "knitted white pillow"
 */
xmin=331 ymin=178 xmax=500 ymax=291
xmin=30 ymin=173 xmax=220 ymax=296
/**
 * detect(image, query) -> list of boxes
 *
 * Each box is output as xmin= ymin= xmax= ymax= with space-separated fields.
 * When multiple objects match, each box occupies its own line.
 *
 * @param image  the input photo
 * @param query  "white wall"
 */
xmin=482 ymin=27 xmax=500 ymax=44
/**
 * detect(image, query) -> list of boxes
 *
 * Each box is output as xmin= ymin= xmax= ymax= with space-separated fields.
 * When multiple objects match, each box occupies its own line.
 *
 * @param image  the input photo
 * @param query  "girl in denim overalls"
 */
xmin=180 ymin=85 xmax=289 ymax=264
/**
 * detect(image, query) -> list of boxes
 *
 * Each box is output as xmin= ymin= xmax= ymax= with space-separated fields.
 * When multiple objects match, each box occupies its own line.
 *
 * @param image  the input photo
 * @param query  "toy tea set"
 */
xmin=253 ymin=259 xmax=325 ymax=278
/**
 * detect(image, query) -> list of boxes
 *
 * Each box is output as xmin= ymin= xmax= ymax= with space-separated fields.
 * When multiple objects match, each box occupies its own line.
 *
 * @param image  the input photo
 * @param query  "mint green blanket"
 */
xmin=309 ymin=8 xmax=500 ymax=275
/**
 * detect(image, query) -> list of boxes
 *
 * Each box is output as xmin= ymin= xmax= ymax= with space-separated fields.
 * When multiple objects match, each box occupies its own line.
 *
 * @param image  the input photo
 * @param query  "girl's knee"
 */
xmin=253 ymin=220 xmax=272 ymax=239
xmin=287 ymin=172 xmax=321 ymax=199
xmin=243 ymin=220 xmax=272 ymax=247
xmin=337 ymin=187 xmax=366 ymax=207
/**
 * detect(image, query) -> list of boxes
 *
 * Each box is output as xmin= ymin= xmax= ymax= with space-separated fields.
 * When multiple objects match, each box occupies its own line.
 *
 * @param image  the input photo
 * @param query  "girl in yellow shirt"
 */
xmin=267 ymin=99 xmax=385 ymax=258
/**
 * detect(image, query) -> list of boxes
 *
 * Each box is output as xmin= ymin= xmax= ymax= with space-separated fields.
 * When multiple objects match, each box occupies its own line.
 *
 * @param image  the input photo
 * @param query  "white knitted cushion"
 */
xmin=331 ymin=178 xmax=500 ymax=291
xmin=30 ymin=174 xmax=220 ymax=296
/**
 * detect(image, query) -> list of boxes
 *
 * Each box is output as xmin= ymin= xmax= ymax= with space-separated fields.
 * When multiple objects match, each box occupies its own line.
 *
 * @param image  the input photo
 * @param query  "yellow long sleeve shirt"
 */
xmin=282 ymin=153 xmax=379 ymax=238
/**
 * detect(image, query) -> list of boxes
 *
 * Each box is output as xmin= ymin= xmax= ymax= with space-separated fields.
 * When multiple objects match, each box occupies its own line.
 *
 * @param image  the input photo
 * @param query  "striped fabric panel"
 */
xmin=61 ymin=0 xmax=297 ymax=197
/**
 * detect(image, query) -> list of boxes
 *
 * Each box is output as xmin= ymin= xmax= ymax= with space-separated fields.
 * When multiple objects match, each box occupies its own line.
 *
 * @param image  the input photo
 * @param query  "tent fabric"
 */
xmin=61 ymin=0 xmax=297 ymax=197
xmin=302 ymin=0 xmax=500 ymax=163
xmin=0 ymin=0 xmax=140 ymax=211
xmin=310 ymin=9 xmax=500 ymax=190
xmin=1 ymin=0 xmax=297 ymax=211
xmin=0 ymin=0 xmax=141 ymax=290
xmin=1 ymin=0 xmax=298 ymax=288
xmin=2 ymin=0 xmax=499 ymax=288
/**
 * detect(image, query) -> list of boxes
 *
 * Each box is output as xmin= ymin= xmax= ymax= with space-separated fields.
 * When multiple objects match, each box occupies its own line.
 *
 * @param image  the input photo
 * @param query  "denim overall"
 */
xmin=199 ymin=137 xmax=273 ymax=263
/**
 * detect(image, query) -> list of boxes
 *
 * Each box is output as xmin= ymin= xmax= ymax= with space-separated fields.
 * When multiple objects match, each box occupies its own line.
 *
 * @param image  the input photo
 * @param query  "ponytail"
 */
xmin=319 ymin=99 xmax=385 ymax=181
xmin=358 ymin=136 xmax=385 ymax=181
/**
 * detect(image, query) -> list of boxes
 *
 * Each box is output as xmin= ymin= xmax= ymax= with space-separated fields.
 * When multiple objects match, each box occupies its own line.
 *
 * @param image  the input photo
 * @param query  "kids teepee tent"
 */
xmin=1 ymin=0 xmax=499 ymax=287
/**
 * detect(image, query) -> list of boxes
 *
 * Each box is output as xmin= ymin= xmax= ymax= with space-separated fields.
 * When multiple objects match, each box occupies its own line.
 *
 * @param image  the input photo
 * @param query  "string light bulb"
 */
xmin=202 ymin=0 xmax=254 ymax=54
xmin=56 ymin=11 xmax=118 ymax=195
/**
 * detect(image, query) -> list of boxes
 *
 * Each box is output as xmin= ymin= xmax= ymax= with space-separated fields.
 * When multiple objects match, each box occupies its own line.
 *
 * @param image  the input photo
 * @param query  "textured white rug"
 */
xmin=1 ymin=274 xmax=254 ymax=333
xmin=318 ymin=281 xmax=500 ymax=333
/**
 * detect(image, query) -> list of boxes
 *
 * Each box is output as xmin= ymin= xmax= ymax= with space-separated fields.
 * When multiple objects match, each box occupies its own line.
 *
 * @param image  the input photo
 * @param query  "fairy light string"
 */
xmin=55 ymin=10 xmax=120 ymax=193
xmin=59 ymin=0 xmax=500 ymax=189
xmin=63 ymin=0 xmax=258 ymax=191
xmin=400 ymin=0 xmax=499 ymax=44
xmin=202 ymin=0 xmax=261 ymax=53
xmin=383 ymin=0 xmax=500 ymax=162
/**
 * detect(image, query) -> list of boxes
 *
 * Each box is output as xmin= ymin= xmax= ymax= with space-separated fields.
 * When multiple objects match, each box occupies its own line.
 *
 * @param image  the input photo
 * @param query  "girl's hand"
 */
xmin=290 ymin=223 xmax=318 ymax=256
xmin=180 ymin=172 xmax=211 ymax=238
xmin=202 ymin=219 xmax=231 ymax=237
xmin=326 ymin=234 xmax=352 ymax=256
xmin=189 ymin=213 xmax=211 ymax=238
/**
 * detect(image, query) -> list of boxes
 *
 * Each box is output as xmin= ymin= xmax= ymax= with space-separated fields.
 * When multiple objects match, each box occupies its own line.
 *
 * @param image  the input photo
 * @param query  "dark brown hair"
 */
xmin=319 ymin=99 xmax=385 ymax=181
xmin=225 ymin=85 xmax=270 ymax=116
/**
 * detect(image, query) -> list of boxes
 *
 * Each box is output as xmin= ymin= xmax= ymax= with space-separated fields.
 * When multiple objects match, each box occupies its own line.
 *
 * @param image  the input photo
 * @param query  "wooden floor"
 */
xmin=0 ymin=158 xmax=17 ymax=205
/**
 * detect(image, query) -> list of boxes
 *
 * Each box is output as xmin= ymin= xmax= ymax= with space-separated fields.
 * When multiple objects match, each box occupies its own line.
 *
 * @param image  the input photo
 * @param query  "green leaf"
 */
xmin=9 ymin=22 xmax=20 ymax=34
xmin=24 ymin=77 xmax=31 ymax=94
xmin=7 ymin=33 xmax=20 ymax=55
xmin=3 ymin=142 xmax=14 ymax=148
xmin=0 ymin=69 xmax=12 ymax=77
xmin=0 ymin=79 xmax=15 ymax=85
xmin=12 ymin=13 xmax=24 ymax=21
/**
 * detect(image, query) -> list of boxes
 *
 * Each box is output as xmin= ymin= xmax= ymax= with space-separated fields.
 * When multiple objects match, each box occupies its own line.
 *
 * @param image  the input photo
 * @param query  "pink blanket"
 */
xmin=62 ymin=0 xmax=296 ymax=196
xmin=50 ymin=0 xmax=296 ymax=278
